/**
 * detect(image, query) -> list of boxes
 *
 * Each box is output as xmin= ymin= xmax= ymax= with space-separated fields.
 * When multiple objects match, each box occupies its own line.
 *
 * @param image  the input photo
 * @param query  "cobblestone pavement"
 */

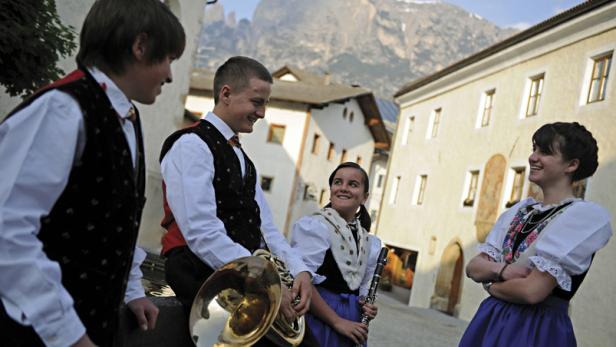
xmin=367 ymin=293 xmax=468 ymax=347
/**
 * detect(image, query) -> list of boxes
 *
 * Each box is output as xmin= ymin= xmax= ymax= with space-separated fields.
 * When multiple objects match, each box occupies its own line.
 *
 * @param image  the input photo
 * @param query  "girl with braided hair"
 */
xmin=460 ymin=122 xmax=612 ymax=347
xmin=291 ymin=162 xmax=381 ymax=346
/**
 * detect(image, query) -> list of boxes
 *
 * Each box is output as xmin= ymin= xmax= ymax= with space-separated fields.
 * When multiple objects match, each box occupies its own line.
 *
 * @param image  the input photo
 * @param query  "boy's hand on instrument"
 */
xmin=280 ymin=286 xmax=298 ymax=322
xmin=333 ymin=318 xmax=368 ymax=345
xmin=291 ymin=271 xmax=312 ymax=315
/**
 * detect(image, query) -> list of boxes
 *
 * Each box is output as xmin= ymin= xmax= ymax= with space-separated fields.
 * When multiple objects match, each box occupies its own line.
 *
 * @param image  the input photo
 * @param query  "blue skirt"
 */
xmin=305 ymin=286 xmax=366 ymax=347
xmin=459 ymin=296 xmax=575 ymax=347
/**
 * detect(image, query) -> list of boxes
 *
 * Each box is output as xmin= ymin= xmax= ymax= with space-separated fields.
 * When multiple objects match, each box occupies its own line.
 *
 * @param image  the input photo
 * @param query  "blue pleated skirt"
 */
xmin=459 ymin=296 xmax=575 ymax=347
xmin=305 ymin=286 xmax=366 ymax=347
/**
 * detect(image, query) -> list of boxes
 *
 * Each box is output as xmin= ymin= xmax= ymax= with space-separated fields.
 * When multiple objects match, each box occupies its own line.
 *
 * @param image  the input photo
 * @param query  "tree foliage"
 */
xmin=0 ymin=0 xmax=76 ymax=97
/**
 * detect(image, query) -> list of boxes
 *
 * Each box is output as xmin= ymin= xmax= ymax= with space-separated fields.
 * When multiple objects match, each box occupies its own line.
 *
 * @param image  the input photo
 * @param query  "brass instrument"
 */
xmin=189 ymin=250 xmax=305 ymax=346
xmin=252 ymin=250 xmax=305 ymax=346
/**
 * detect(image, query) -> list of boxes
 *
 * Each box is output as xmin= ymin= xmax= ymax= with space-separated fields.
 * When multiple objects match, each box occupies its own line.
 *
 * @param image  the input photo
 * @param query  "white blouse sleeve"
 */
xmin=478 ymin=198 xmax=535 ymax=262
xmin=529 ymin=201 xmax=612 ymax=291
xmin=359 ymin=235 xmax=383 ymax=297
xmin=290 ymin=216 xmax=331 ymax=285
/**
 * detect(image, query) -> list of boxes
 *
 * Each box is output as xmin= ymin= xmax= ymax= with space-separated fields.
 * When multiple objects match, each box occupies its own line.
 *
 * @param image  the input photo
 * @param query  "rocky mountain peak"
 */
xmin=197 ymin=0 xmax=516 ymax=98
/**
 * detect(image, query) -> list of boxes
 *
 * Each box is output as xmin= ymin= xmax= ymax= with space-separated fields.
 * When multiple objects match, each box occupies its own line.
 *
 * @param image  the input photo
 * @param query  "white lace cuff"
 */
xmin=478 ymin=243 xmax=502 ymax=262
xmin=529 ymin=255 xmax=572 ymax=291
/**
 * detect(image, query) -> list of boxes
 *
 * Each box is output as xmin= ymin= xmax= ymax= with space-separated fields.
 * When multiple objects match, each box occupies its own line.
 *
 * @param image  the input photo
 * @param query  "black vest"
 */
xmin=316 ymin=250 xmax=359 ymax=295
xmin=3 ymin=69 xmax=146 ymax=346
xmin=160 ymin=119 xmax=262 ymax=253
xmin=316 ymin=225 xmax=361 ymax=295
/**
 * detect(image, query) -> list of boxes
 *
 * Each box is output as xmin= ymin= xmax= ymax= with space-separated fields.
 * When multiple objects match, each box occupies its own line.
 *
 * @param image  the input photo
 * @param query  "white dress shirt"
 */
xmin=160 ymin=112 xmax=310 ymax=276
xmin=479 ymin=197 xmax=612 ymax=291
xmin=0 ymin=67 xmax=147 ymax=347
xmin=290 ymin=215 xmax=382 ymax=297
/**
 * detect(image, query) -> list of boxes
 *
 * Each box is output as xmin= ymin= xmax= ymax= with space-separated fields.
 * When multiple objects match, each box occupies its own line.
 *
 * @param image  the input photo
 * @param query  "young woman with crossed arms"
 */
xmin=460 ymin=122 xmax=612 ymax=347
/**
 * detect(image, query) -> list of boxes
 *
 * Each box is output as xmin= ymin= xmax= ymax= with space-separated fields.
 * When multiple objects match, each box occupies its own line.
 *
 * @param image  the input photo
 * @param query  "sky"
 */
xmin=212 ymin=0 xmax=587 ymax=30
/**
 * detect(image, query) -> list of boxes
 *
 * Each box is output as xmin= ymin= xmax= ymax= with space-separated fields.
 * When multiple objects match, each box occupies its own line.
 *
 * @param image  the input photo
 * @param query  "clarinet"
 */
xmin=357 ymin=247 xmax=389 ymax=347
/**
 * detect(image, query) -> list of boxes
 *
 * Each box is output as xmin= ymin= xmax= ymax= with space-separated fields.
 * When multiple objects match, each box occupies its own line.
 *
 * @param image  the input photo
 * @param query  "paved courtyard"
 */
xmin=367 ymin=292 xmax=468 ymax=347
xmin=141 ymin=256 xmax=469 ymax=346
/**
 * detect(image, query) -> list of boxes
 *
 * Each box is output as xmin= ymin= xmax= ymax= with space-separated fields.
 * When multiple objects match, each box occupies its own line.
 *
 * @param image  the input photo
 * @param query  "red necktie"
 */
xmin=228 ymin=135 xmax=241 ymax=148
xmin=127 ymin=106 xmax=137 ymax=123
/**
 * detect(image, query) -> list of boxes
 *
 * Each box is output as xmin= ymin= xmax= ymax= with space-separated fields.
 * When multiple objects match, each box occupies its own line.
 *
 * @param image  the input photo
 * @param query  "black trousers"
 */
xmin=165 ymin=246 xmax=320 ymax=347
xmin=0 ymin=302 xmax=122 ymax=347
xmin=0 ymin=303 xmax=45 ymax=347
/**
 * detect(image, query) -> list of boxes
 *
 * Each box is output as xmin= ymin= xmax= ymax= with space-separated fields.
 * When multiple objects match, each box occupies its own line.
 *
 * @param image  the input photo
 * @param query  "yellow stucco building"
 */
xmin=376 ymin=1 xmax=616 ymax=345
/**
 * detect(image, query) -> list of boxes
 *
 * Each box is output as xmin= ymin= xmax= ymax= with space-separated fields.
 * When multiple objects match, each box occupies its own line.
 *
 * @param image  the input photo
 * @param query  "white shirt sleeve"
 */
xmin=478 ymin=198 xmax=534 ymax=262
xmin=290 ymin=216 xmax=330 ymax=284
xmin=359 ymin=235 xmax=383 ymax=297
xmin=160 ymin=134 xmax=251 ymax=270
xmin=529 ymin=201 xmax=612 ymax=291
xmin=257 ymin=184 xmax=311 ymax=277
xmin=0 ymin=90 xmax=86 ymax=347
xmin=124 ymin=247 xmax=147 ymax=303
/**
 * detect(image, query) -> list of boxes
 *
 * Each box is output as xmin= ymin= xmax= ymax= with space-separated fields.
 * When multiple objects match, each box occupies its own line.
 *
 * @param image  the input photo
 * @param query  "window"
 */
xmin=319 ymin=189 xmax=327 ymax=205
xmin=480 ymin=89 xmax=495 ymax=127
xmin=356 ymin=156 xmax=362 ymax=165
xmin=463 ymin=171 xmax=480 ymax=207
xmin=525 ymin=74 xmax=544 ymax=117
xmin=428 ymin=108 xmax=442 ymax=138
xmin=377 ymin=174 xmax=384 ymax=188
xmin=415 ymin=175 xmax=428 ymax=205
xmin=311 ymin=134 xmax=321 ymax=154
xmin=587 ymin=53 xmax=612 ymax=103
xmin=327 ymin=142 xmax=335 ymax=161
xmin=343 ymin=107 xmax=348 ymax=119
xmin=260 ymin=176 xmax=273 ymax=192
xmin=340 ymin=149 xmax=348 ymax=163
xmin=303 ymin=184 xmax=317 ymax=201
xmin=267 ymin=124 xmax=286 ymax=144
xmin=402 ymin=116 xmax=415 ymax=145
xmin=389 ymin=176 xmax=400 ymax=205
xmin=428 ymin=236 xmax=437 ymax=255
xmin=349 ymin=111 xmax=354 ymax=122
xmin=506 ymin=168 xmax=526 ymax=207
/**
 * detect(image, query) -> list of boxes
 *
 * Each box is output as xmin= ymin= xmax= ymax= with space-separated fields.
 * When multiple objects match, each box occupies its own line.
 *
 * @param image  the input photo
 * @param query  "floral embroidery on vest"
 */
xmin=501 ymin=204 xmax=570 ymax=263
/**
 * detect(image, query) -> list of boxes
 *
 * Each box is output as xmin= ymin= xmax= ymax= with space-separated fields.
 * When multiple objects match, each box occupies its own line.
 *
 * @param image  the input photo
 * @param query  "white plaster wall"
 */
xmin=367 ymin=156 xmax=388 ymax=232
xmin=378 ymin=11 xmax=616 ymax=345
xmin=137 ymin=0 xmax=206 ymax=251
xmin=290 ymin=100 xmax=376 ymax=232
xmin=185 ymin=94 xmax=215 ymax=116
xmin=241 ymin=101 xmax=307 ymax=231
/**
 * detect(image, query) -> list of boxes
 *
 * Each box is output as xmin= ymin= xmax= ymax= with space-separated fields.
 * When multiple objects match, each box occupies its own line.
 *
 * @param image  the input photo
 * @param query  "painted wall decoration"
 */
xmin=475 ymin=154 xmax=506 ymax=242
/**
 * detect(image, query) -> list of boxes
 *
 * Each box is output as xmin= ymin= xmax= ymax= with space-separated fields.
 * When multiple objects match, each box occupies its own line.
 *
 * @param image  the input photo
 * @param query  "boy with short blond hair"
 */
xmin=0 ymin=1 xmax=185 ymax=346
xmin=160 ymin=56 xmax=318 ymax=346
